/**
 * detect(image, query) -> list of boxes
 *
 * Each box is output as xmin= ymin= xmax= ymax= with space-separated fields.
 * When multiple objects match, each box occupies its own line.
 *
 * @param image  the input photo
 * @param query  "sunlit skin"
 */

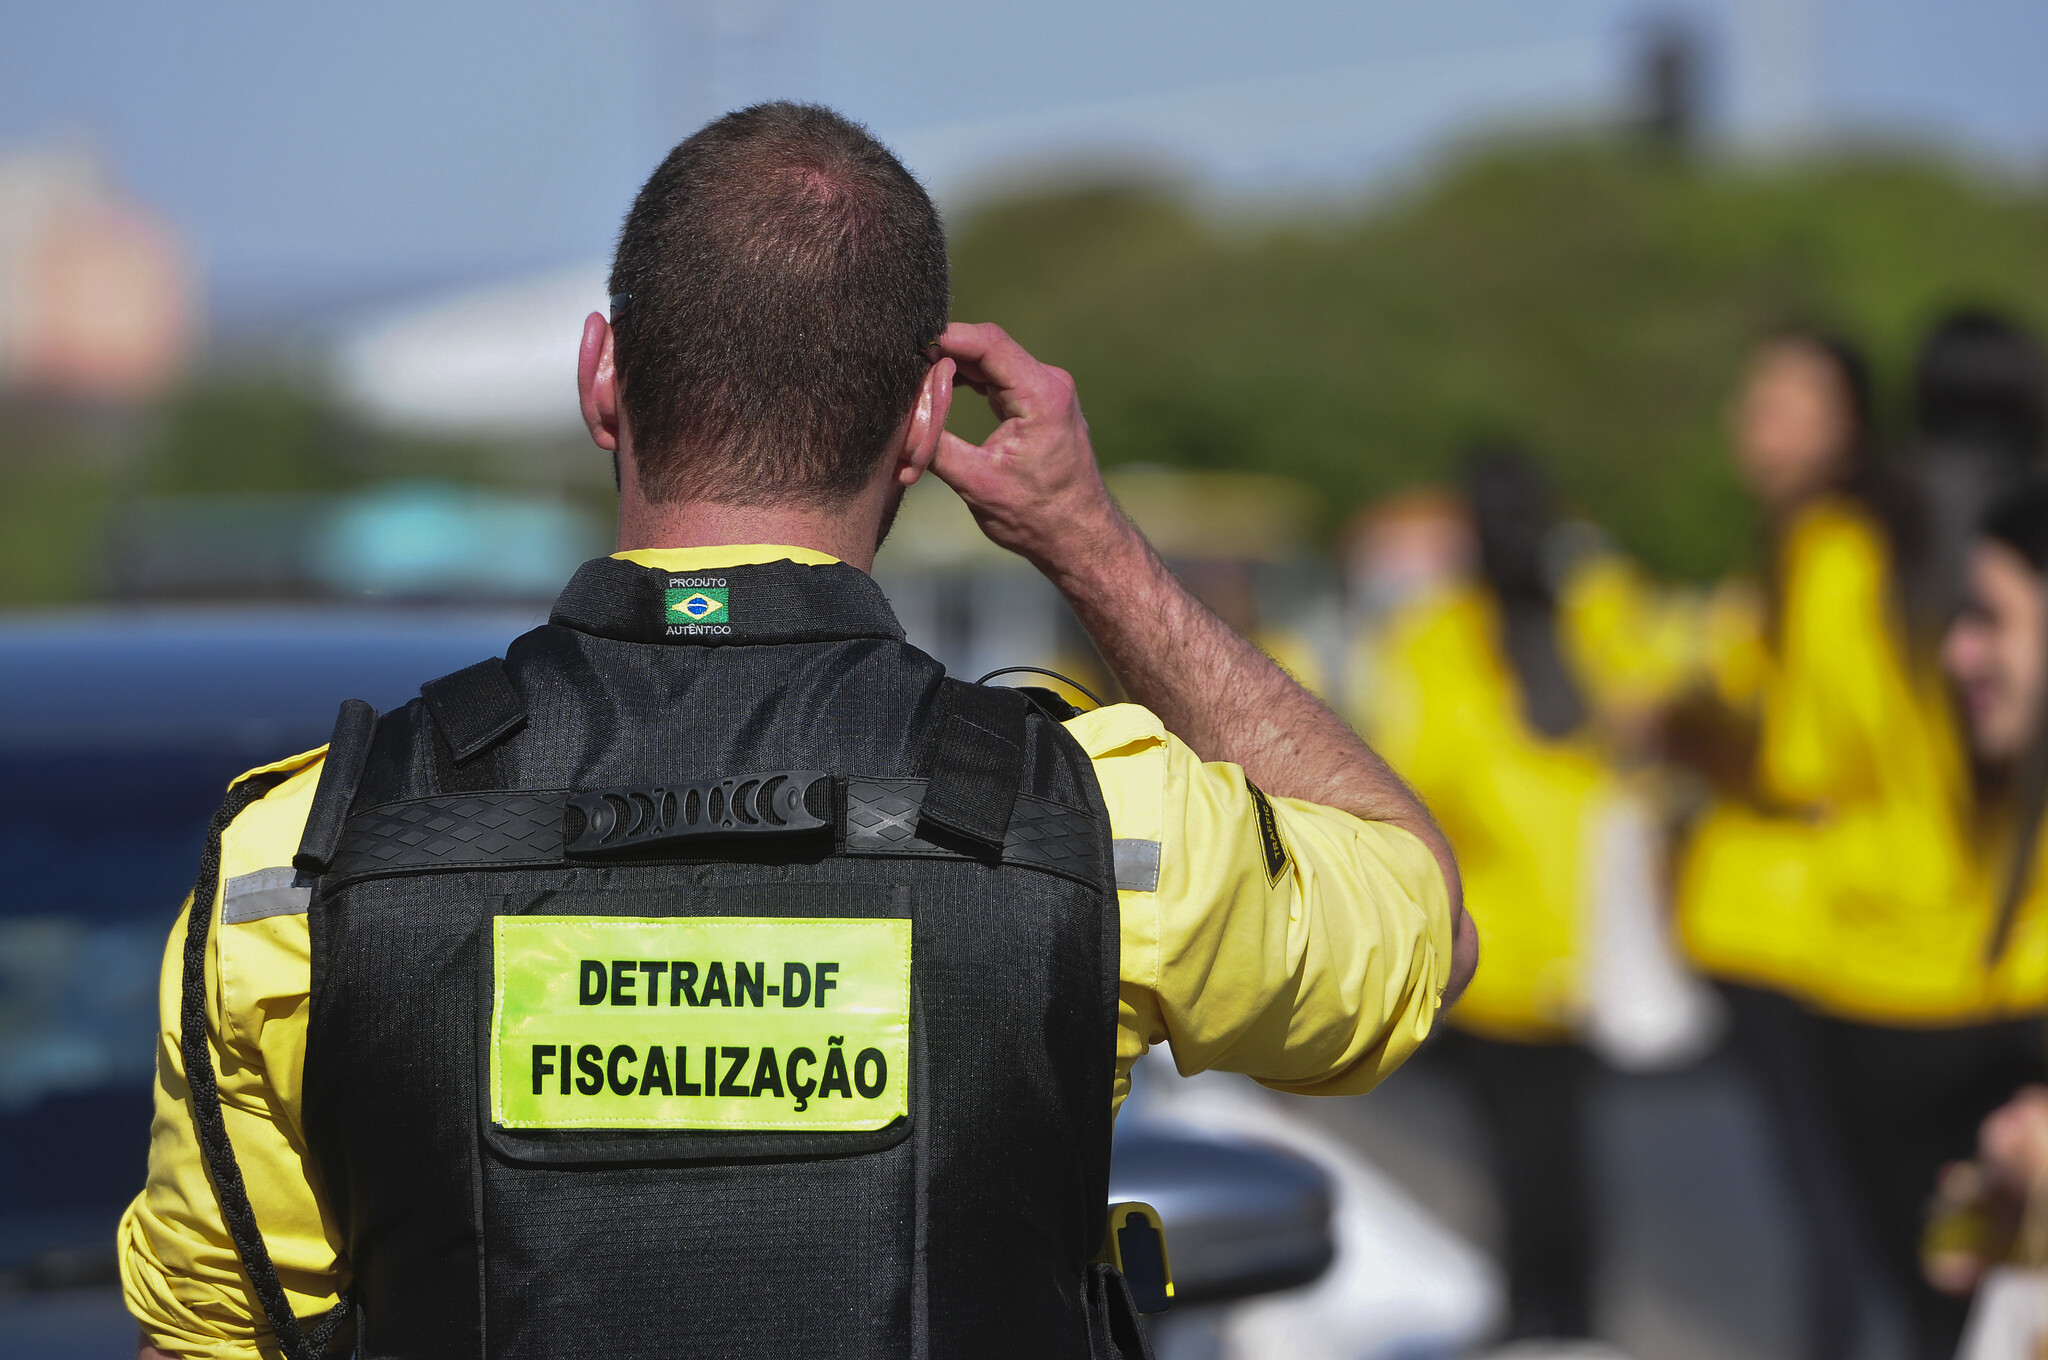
xmin=1732 ymin=339 xmax=1860 ymax=518
xmin=1942 ymin=541 xmax=2048 ymax=765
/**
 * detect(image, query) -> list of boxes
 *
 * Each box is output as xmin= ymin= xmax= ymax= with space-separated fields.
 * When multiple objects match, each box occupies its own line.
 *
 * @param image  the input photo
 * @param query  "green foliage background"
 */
xmin=947 ymin=140 xmax=2048 ymax=580
xmin=5 ymin=135 xmax=2048 ymax=601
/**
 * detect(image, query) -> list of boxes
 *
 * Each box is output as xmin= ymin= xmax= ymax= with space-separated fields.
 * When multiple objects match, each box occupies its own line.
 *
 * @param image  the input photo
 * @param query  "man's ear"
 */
xmin=578 ymin=312 xmax=621 ymax=453
xmin=895 ymin=357 xmax=956 ymax=487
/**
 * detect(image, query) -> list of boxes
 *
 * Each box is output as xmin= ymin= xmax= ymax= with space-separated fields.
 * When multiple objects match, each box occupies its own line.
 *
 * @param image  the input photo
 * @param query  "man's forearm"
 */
xmin=928 ymin=321 xmax=1473 ymax=999
xmin=1049 ymin=517 xmax=1410 ymax=814
xmin=1048 ymin=514 xmax=1450 ymax=854
xmin=1048 ymin=514 xmax=1475 ymax=998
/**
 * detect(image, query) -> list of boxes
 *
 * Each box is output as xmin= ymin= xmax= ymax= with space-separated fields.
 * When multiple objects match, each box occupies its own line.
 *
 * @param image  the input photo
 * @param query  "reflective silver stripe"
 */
xmin=221 ymin=866 xmax=312 ymax=924
xmin=1113 ymin=839 xmax=1161 ymax=893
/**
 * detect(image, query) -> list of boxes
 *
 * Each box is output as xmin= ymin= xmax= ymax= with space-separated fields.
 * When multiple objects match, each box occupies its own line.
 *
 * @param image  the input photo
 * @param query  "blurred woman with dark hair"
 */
xmin=1922 ymin=481 xmax=2048 ymax=1020
xmin=1677 ymin=329 xmax=1877 ymax=998
xmin=1679 ymin=320 xmax=2048 ymax=1360
xmin=1918 ymin=481 xmax=2048 ymax=1313
xmin=1815 ymin=315 xmax=2048 ymax=1360
xmin=1957 ymin=481 xmax=2048 ymax=1005
xmin=1674 ymin=328 xmax=1888 ymax=1360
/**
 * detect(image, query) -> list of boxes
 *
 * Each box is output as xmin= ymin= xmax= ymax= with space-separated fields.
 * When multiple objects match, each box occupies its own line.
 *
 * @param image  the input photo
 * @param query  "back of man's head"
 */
xmin=609 ymin=102 xmax=948 ymax=507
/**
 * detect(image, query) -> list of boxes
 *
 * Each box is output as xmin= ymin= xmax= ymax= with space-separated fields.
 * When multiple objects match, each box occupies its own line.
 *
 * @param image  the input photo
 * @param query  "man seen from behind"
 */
xmin=123 ymin=102 xmax=1475 ymax=1360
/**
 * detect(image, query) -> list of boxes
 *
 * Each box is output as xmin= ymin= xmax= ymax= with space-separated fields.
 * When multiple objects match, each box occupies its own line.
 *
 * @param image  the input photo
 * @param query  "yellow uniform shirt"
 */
xmin=120 ymin=546 xmax=1453 ymax=1358
xmin=1677 ymin=499 xmax=1997 ymax=1022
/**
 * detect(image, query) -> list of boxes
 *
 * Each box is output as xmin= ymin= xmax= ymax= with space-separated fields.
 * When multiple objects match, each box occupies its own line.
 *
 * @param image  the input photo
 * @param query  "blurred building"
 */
xmin=334 ymin=264 xmax=603 ymax=437
xmin=0 ymin=146 xmax=196 ymax=403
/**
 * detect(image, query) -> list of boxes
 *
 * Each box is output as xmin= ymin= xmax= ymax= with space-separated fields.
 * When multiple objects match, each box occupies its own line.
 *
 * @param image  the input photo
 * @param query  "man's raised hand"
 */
xmin=929 ymin=323 xmax=1130 ymax=576
xmin=928 ymin=322 xmax=1472 ymax=1000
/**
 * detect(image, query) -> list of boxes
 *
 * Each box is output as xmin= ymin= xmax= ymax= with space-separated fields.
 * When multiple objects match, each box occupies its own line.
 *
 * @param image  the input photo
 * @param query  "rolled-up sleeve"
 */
xmin=1070 ymin=705 xmax=1453 ymax=1109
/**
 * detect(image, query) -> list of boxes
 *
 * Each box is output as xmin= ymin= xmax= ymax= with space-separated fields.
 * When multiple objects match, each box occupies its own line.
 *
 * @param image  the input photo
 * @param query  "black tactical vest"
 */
xmin=272 ymin=558 xmax=1124 ymax=1358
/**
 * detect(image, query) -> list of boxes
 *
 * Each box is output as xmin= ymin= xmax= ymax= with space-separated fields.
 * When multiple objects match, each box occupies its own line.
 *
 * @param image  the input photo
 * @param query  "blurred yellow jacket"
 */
xmin=1677 ymin=497 xmax=2015 ymax=1023
xmin=1365 ymin=584 xmax=1603 ymax=1042
xmin=1559 ymin=551 xmax=1705 ymax=722
xmin=1968 ymin=804 xmax=2048 ymax=1016
xmin=1360 ymin=551 xmax=1705 ymax=1043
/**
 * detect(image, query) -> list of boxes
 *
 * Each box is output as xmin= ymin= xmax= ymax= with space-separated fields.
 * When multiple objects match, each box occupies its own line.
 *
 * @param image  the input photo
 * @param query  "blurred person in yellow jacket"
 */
xmin=1808 ymin=321 xmax=2048 ymax=1360
xmin=1674 ymin=329 xmax=1924 ymax=1360
xmin=1915 ymin=482 xmax=2048 ymax=1309
xmin=1364 ymin=447 xmax=1705 ymax=1342
xmin=1678 ymin=323 xmax=2048 ymax=1360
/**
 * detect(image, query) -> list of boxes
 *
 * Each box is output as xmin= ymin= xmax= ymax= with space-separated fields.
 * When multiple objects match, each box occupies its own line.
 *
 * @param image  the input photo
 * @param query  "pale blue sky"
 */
xmin=3 ymin=1 xmax=2044 ymax=328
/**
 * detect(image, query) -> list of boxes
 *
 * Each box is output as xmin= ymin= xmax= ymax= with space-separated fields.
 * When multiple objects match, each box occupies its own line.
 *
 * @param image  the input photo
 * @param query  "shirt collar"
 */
xmin=551 ymin=547 xmax=901 ymax=647
xmin=611 ymin=544 xmax=842 ymax=571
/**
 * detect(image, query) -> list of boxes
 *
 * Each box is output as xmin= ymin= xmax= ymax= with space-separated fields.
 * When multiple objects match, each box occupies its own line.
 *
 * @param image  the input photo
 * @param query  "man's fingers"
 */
xmin=936 ymin=322 xmax=1048 ymax=404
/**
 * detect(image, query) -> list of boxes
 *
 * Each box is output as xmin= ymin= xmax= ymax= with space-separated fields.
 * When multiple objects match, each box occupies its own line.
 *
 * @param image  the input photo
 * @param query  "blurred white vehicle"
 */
xmin=1122 ymin=1051 xmax=1503 ymax=1360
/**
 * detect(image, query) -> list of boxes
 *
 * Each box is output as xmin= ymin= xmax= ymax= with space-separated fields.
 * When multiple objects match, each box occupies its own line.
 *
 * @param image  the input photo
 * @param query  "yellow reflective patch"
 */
xmin=490 ymin=916 xmax=910 ymax=1132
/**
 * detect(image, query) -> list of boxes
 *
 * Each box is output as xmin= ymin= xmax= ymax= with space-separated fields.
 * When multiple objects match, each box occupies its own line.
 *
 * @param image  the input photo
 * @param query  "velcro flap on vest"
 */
xmin=421 ymin=657 xmax=527 ymax=764
xmin=489 ymin=916 xmax=910 ymax=1135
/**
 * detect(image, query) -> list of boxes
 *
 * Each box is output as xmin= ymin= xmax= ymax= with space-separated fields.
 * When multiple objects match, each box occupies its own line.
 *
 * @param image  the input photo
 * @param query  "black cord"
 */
xmin=974 ymin=665 xmax=1106 ymax=709
xmin=182 ymin=772 xmax=353 ymax=1358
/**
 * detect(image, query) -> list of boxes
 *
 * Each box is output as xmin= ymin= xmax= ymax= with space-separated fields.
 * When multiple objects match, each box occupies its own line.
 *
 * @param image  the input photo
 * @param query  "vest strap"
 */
xmin=916 ymin=680 xmax=1027 ymax=856
xmin=319 ymin=780 xmax=1105 ymax=888
xmin=293 ymin=699 xmax=378 ymax=875
xmin=1084 ymin=1263 xmax=1158 ymax=1360
xmin=422 ymin=657 xmax=528 ymax=764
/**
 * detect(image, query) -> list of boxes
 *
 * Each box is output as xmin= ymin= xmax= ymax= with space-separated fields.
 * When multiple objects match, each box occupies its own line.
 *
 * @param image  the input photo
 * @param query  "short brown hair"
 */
xmin=608 ymin=103 xmax=949 ymax=505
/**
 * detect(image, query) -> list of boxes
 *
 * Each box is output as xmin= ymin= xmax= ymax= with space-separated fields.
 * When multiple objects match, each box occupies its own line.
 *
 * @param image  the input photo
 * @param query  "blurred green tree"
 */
xmin=0 ymin=401 xmax=118 ymax=605
xmin=948 ymin=141 xmax=2048 ymax=580
xmin=140 ymin=378 xmax=357 ymax=494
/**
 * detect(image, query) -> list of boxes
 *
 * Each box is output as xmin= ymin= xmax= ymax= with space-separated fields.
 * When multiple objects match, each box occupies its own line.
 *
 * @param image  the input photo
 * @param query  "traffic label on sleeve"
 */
xmin=490 ymin=916 xmax=911 ymax=1133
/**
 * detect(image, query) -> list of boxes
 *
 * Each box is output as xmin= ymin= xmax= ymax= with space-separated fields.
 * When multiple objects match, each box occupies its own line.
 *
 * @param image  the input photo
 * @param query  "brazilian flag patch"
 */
xmin=664 ymin=587 xmax=729 ymax=624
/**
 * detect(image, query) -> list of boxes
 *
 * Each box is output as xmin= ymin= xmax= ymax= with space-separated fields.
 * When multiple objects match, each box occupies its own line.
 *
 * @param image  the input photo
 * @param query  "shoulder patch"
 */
xmin=1245 ymin=782 xmax=1291 ymax=886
